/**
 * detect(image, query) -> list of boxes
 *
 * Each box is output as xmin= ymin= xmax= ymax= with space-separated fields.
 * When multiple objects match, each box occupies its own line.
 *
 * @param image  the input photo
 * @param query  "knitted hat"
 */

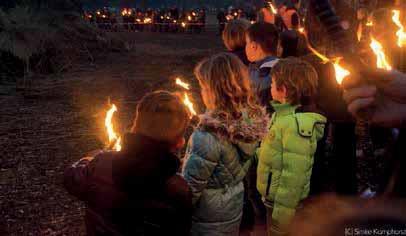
xmin=132 ymin=91 xmax=190 ymax=143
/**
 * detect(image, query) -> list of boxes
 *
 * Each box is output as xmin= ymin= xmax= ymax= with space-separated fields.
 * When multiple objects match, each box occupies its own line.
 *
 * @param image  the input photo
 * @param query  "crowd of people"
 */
xmin=65 ymin=1 xmax=406 ymax=236
xmin=83 ymin=7 xmax=206 ymax=33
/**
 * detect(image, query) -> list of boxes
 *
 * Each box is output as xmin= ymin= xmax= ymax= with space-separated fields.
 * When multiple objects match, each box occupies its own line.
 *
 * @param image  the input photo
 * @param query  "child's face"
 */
xmin=245 ymin=34 xmax=260 ymax=62
xmin=271 ymin=77 xmax=287 ymax=103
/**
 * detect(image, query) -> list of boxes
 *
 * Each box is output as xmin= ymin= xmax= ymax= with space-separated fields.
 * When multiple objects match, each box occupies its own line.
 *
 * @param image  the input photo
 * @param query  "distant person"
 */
xmin=257 ymin=58 xmax=327 ymax=236
xmin=222 ymin=19 xmax=251 ymax=66
xmin=182 ymin=53 xmax=270 ymax=236
xmin=280 ymin=10 xmax=300 ymax=57
xmin=245 ymin=22 xmax=280 ymax=110
xmin=64 ymin=91 xmax=192 ymax=236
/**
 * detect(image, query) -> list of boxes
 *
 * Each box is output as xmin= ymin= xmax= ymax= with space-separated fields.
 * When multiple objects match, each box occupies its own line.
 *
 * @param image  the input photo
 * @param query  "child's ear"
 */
xmin=280 ymin=85 xmax=287 ymax=97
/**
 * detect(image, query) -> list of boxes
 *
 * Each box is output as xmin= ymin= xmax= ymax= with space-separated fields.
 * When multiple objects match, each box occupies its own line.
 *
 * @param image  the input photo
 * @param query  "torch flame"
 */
xmin=333 ymin=59 xmax=351 ymax=85
xmin=392 ymin=10 xmax=406 ymax=47
xmin=105 ymin=104 xmax=122 ymax=151
xmin=181 ymin=22 xmax=187 ymax=28
xmin=366 ymin=21 xmax=373 ymax=27
xmin=370 ymin=37 xmax=392 ymax=71
xmin=299 ymin=28 xmax=350 ymax=84
xmin=298 ymin=27 xmax=305 ymax=34
xmin=176 ymin=78 xmax=190 ymax=90
xmin=357 ymin=24 xmax=363 ymax=42
xmin=268 ymin=2 xmax=278 ymax=14
xmin=184 ymin=93 xmax=197 ymax=117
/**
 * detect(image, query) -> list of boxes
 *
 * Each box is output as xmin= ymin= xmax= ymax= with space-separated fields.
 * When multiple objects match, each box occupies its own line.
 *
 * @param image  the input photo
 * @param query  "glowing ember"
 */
xmin=392 ymin=10 xmax=406 ymax=47
xmin=184 ymin=93 xmax=197 ymax=117
xmin=176 ymin=78 xmax=190 ymax=90
xmin=370 ymin=37 xmax=392 ymax=71
xmin=105 ymin=104 xmax=122 ymax=151
xmin=268 ymin=2 xmax=278 ymax=14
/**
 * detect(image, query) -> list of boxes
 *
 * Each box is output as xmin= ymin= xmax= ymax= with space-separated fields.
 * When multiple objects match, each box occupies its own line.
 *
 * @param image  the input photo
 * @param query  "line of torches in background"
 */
xmin=103 ymin=7 xmax=406 ymax=152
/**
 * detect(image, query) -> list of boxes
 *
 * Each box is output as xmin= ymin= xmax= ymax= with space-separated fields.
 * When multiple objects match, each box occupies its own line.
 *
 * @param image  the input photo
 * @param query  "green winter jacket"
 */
xmin=257 ymin=102 xmax=327 ymax=228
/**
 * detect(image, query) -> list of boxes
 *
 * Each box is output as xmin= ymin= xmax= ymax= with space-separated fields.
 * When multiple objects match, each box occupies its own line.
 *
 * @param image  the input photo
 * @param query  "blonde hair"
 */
xmin=272 ymin=58 xmax=319 ymax=106
xmin=222 ymin=19 xmax=251 ymax=51
xmin=195 ymin=53 xmax=261 ymax=118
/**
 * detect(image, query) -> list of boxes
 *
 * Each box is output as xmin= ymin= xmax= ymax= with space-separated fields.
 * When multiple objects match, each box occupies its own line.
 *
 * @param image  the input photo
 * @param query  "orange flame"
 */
xmin=370 ymin=37 xmax=392 ymax=71
xmin=392 ymin=10 xmax=406 ymax=47
xmin=298 ymin=27 xmax=305 ymax=34
xmin=366 ymin=21 xmax=373 ymax=27
xmin=176 ymin=78 xmax=190 ymax=90
xmin=184 ymin=93 xmax=197 ymax=117
xmin=144 ymin=18 xmax=152 ymax=24
xmin=299 ymin=28 xmax=350 ymax=84
xmin=268 ymin=2 xmax=278 ymax=14
xmin=105 ymin=104 xmax=122 ymax=151
xmin=181 ymin=22 xmax=187 ymax=28
xmin=357 ymin=24 xmax=363 ymax=42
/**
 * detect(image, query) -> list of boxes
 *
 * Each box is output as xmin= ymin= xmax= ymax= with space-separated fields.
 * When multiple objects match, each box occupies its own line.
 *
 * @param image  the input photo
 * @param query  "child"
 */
xmin=256 ymin=58 xmax=327 ymax=236
xmin=64 ymin=91 xmax=192 ymax=236
xmin=245 ymin=22 xmax=280 ymax=110
xmin=222 ymin=19 xmax=251 ymax=66
xmin=182 ymin=53 xmax=270 ymax=236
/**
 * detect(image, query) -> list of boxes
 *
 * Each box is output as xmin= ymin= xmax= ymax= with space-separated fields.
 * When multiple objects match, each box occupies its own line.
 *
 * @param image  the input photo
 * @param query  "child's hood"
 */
xmin=198 ymin=107 xmax=270 ymax=155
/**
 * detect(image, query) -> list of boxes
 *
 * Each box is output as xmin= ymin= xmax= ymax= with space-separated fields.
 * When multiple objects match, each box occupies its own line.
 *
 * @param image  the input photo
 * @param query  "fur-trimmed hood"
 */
xmin=198 ymin=107 xmax=270 ymax=145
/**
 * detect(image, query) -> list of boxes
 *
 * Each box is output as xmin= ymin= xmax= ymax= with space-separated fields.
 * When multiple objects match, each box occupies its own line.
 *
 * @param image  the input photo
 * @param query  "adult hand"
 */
xmin=343 ymin=69 xmax=406 ymax=127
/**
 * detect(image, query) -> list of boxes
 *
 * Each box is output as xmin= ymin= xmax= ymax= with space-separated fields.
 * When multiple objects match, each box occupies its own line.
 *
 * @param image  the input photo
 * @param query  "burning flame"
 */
xmin=184 ymin=94 xmax=197 ymax=117
xmin=299 ymin=28 xmax=350 ymax=84
xmin=251 ymin=21 xmax=255 ymax=24
xmin=370 ymin=37 xmax=392 ymax=71
xmin=333 ymin=59 xmax=350 ymax=85
xmin=176 ymin=78 xmax=190 ymax=90
xmin=366 ymin=21 xmax=373 ymax=27
xmin=144 ymin=18 xmax=152 ymax=24
xmin=357 ymin=24 xmax=363 ymax=42
xmin=102 ymin=15 xmax=107 ymax=18
xmin=105 ymin=104 xmax=122 ymax=151
xmin=268 ymin=2 xmax=278 ymax=14
xmin=298 ymin=27 xmax=305 ymax=34
xmin=392 ymin=10 xmax=406 ymax=47
xmin=188 ymin=16 xmax=192 ymax=21
xmin=181 ymin=22 xmax=187 ymax=28
xmin=175 ymin=78 xmax=196 ymax=117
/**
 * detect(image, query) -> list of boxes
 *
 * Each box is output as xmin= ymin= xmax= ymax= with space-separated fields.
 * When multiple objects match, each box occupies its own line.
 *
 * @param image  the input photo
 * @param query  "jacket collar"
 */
xmin=251 ymin=56 xmax=278 ymax=69
xmin=271 ymin=101 xmax=299 ymax=116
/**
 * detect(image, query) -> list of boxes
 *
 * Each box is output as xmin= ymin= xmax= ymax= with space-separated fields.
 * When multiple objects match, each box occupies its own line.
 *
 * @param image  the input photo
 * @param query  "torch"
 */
xmin=308 ymin=0 xmax=382 ymax=194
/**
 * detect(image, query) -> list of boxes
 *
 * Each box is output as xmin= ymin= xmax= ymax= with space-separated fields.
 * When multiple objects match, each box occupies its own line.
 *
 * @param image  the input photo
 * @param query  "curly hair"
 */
xmin=272 ymin=57 xmax=319 ymax=106
xmin=194 ymin=53 xmax=263 ymax=119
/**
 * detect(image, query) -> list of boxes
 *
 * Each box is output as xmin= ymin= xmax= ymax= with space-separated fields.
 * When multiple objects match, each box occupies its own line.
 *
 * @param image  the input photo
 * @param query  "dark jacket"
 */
xmin=231 ymin=48 xmax=250 ymax=66
xmin=248 ymin=56 xmax=279 ymax=111
xmin=64 ymin=133 xmax=192 ymax=236
xmin=280 ymin=29 xmax=299 ymax=58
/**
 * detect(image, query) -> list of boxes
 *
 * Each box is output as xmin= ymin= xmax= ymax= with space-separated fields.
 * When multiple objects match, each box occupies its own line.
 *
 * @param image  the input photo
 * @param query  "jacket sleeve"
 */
xmin=182 ymin=131 xmax=221 ymax=205
xmin=272 ymin=126 xmax=314 ymax=228
xmin=63 ymin=156 xmax=95 ymax=201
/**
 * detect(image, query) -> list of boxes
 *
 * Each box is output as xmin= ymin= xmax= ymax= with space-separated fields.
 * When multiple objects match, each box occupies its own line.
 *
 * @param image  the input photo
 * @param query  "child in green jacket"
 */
xmin=256 ymin=58 xmax=327 ymax=236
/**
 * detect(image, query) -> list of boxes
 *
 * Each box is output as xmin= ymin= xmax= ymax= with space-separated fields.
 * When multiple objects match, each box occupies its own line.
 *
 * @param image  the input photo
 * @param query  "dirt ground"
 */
xmin=0 ymin=31 xmax=224 ymax=235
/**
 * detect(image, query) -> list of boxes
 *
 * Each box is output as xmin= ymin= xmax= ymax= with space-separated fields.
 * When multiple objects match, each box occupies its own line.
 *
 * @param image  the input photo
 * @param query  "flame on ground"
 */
xmin=370 ymin=37 xmax=392 ymax=71
xmin=184 ymin=93 xmax=197 ymax=117
xmin=176 ymin=78 xmax=190 ymax=90
xmin=392 ymin=10 xmax=406 ymax=47
xmin=105 ymin=104 xmax=122 ymax=151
